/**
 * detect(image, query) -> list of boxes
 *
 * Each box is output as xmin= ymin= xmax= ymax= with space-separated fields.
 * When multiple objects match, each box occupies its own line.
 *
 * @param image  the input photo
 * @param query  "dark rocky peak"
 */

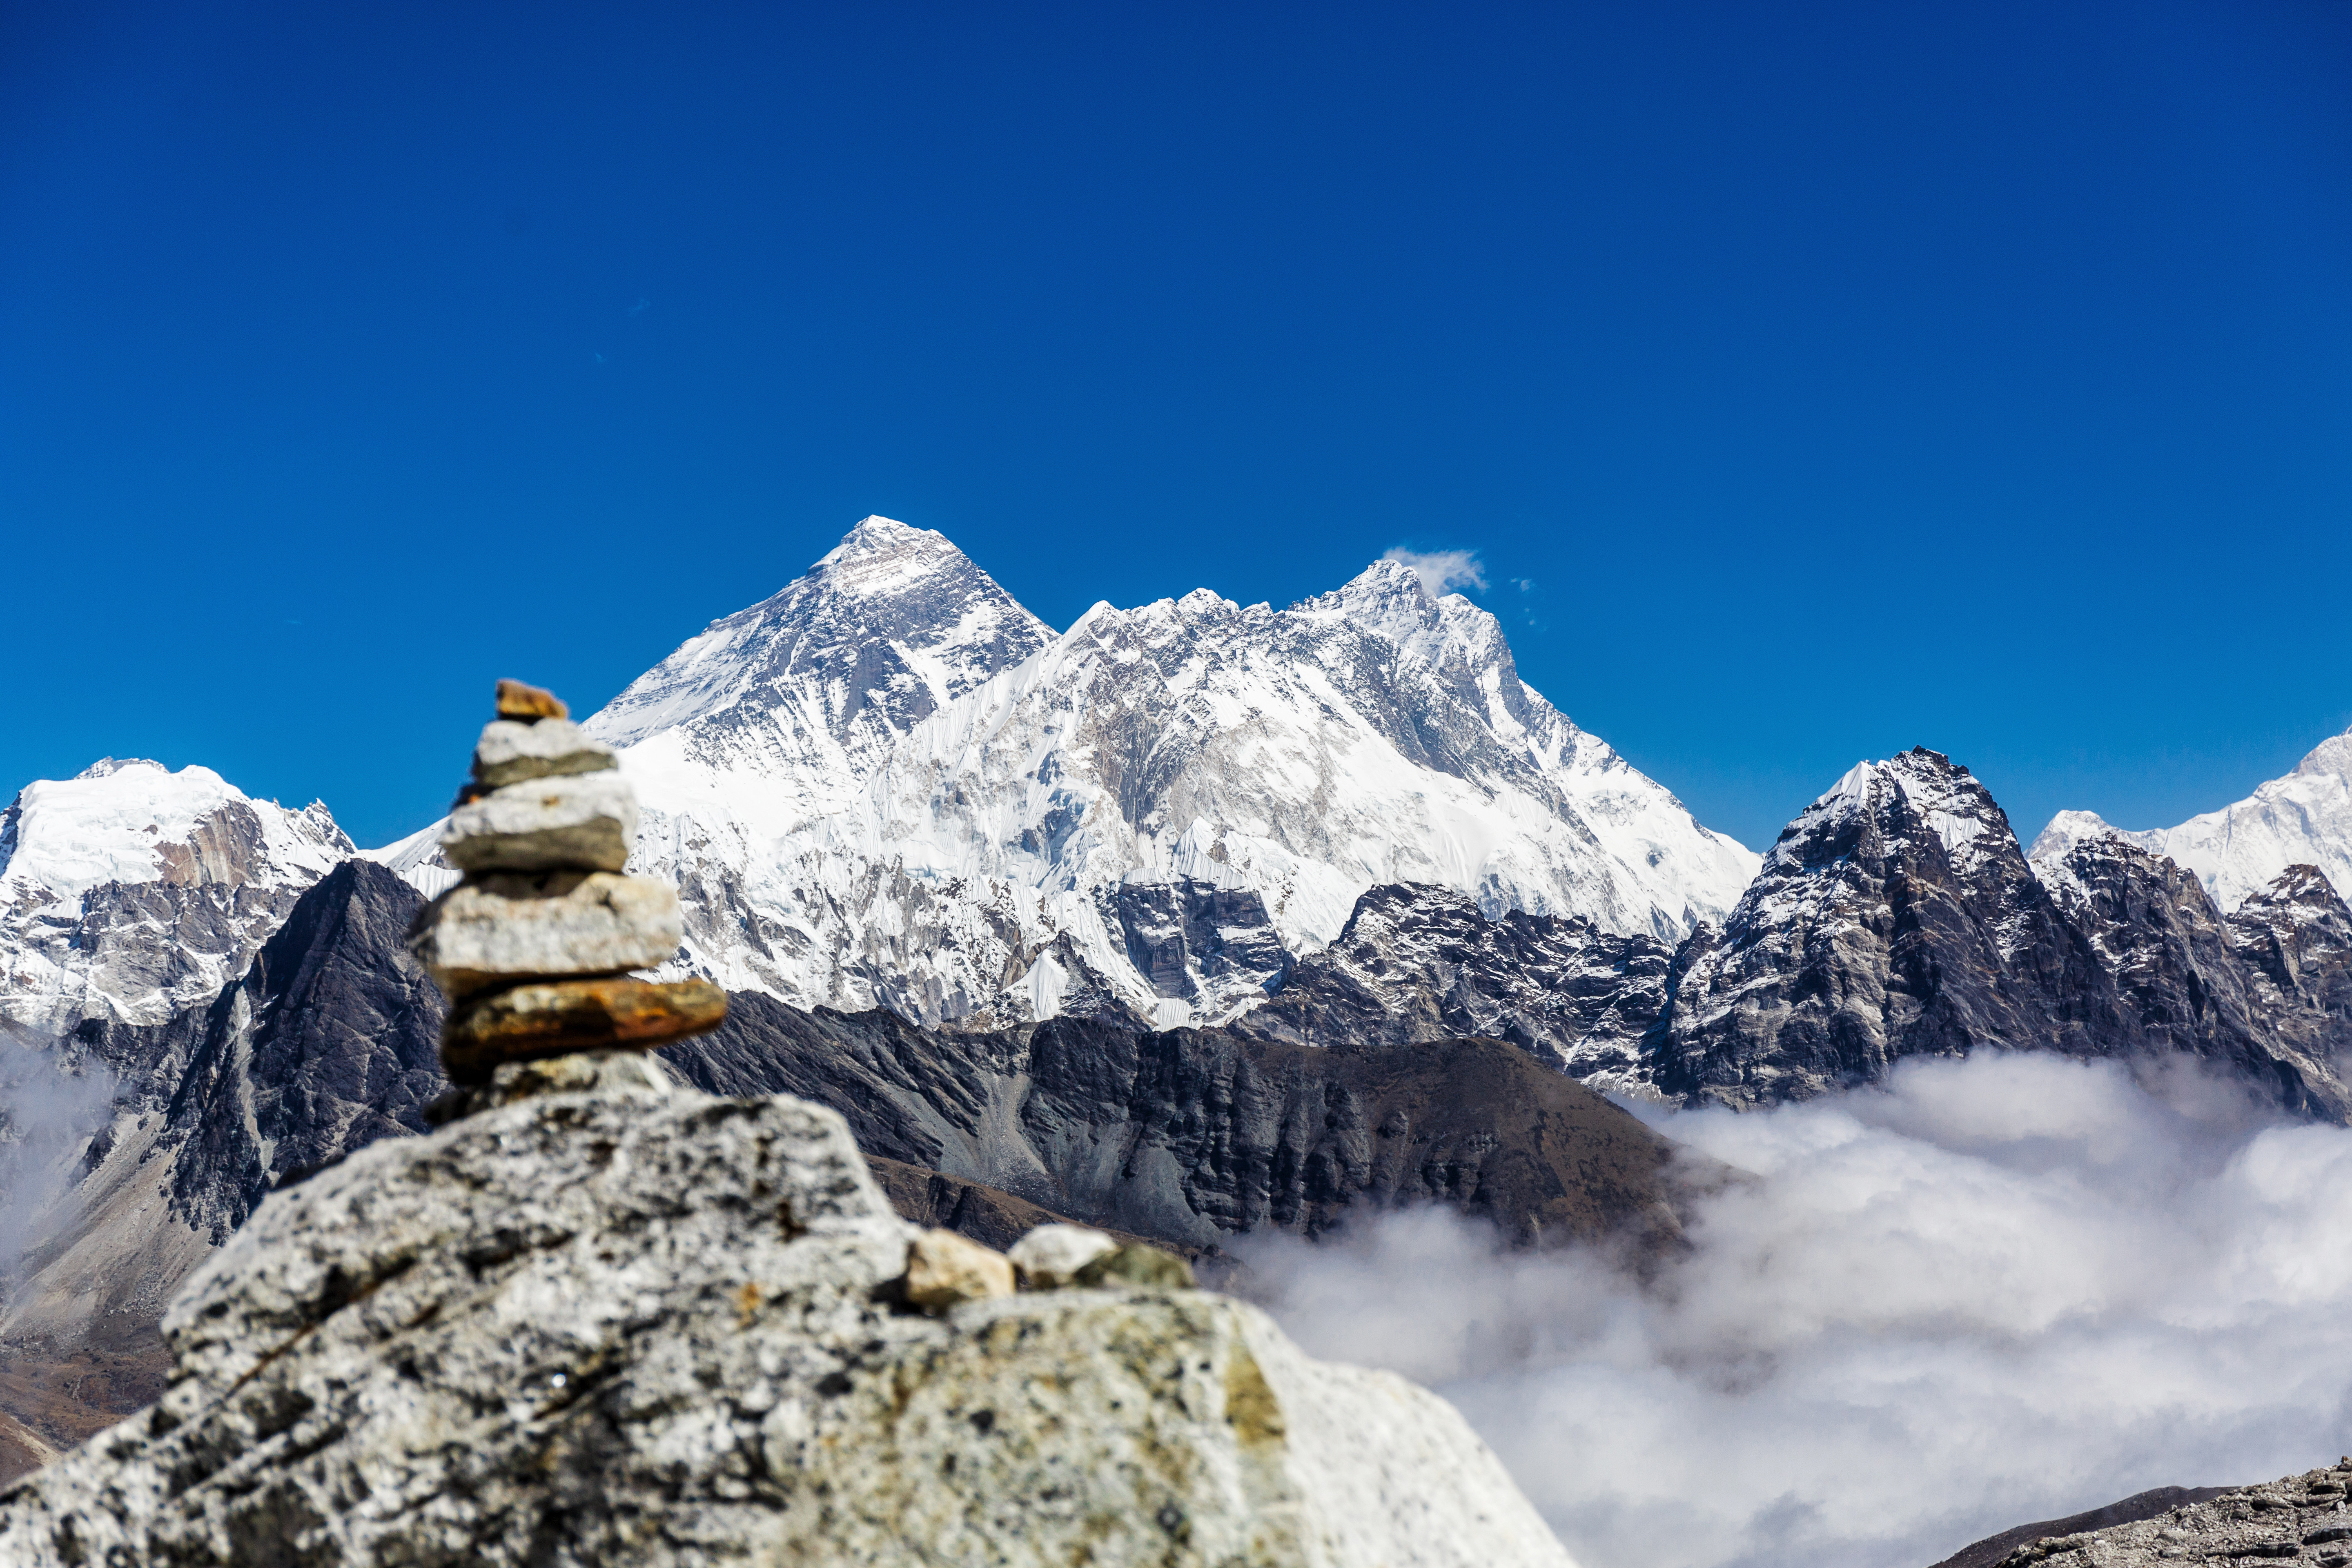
xmin=2028 ymin=832 xmax=2348 ymax=1116
xmin=584 ymin=515 xmax=1052 ymax=757
xmin=1232 ymin=882 xmax=1673 ymax=1091
xmin=2224 ymin=864 xmax=2352 ymax=1067
xmin=1656 ymin=749 xmax=2113 ymax=1108
xmin=161 ymin=859 xmax=448 ymax=1241
xmin=2228 ymin=863 xmax=2352 ymax=983
xmin=1099 ymin=878 xmax=1290 ymax=1007
xmin=1756 ymin=748 xmax=2029 ymax=898
xmin=1648 ymin=751 xmax=2350 ymax=1118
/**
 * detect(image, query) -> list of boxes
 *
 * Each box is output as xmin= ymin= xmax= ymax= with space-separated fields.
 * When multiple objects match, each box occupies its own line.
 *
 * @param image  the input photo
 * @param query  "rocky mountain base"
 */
xmin=1966 ymin=1465 xmax=2352 ymax=1568
xmin=0 ymin=1071 xmax=1570 ymax=1567
xmin=1926 ymin=1487 xmax=2234 ymax=1568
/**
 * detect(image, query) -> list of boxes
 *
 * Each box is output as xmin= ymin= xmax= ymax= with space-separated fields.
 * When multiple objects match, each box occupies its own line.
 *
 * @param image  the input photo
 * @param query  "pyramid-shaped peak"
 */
xmin=817 ymin=514 xmax=957 ymax=565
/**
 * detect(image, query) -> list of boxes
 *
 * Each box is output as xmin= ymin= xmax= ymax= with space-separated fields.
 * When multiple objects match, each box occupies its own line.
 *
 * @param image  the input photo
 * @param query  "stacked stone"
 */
xmin=408 ymin=679 xmax=724 ymax=1085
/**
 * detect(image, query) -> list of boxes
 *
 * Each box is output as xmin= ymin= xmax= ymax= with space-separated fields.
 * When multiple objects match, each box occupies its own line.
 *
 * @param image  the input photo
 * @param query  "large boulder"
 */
xmin=0 ymin=1077 xmax=1572 ymax=1567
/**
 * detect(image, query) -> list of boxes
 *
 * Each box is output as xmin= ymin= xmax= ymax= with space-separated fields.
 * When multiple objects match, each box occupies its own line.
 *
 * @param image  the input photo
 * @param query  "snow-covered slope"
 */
xmin=0 ymin=760 xmax=352 ymax=1033
xmin=541 ymin=515 xmax=1757 ymax=1030
xmin=2034 ymin=727 xmax=2352 ymax=912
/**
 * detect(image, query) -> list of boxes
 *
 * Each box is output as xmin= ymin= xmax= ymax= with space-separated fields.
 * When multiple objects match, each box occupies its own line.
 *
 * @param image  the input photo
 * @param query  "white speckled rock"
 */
xmin=443 ymin=771 xmax=639 ymax=873
xmin=472 ymin=718 xmax=617 ymax=789
xmin=0 ymin=1086 xmax=1575 ymax=1568
xmin=1009 ymin=1222 xmax=1120 ymax=1287
xmin=407 ymin=870 xmax=681 ymax=995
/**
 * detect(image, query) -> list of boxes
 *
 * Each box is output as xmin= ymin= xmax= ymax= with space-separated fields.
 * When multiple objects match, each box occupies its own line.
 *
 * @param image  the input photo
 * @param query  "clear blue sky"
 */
xmin=4 ymin=1 xmax=2348 ymax=854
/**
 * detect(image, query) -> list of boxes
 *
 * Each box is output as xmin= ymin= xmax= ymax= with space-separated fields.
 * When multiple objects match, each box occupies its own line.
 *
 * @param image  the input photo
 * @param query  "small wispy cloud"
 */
xmin=1382 ymin=547 xmax=1488 ymax=598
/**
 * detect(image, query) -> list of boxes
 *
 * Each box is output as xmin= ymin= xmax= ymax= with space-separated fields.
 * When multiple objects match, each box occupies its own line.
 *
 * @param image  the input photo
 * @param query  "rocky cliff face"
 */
xmin=1610 ymin=750 xmax=2350 ymax=1115
xmin=666 ymin=994 xmax=1698 ymax=1255
xmin=2221 ymin=862 xmax=2352 ymax=1063
xmin=0 ymin=860 xmax=447 ymax=1456
xmin=0 ymin=1079 xmax=1575 ymax=1568
xmin=2031 ymin=833 xmax=2348 ymax=1116
xmin=1229 ymin=882 xmax=1674 ymax=1093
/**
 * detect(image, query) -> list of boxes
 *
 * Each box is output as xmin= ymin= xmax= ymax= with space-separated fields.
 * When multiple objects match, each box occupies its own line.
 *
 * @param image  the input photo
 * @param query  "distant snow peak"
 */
xmin=0 ymin=761 xmax=354 ymax=1031
xmin=2037 ymin=724 xmax=2352 ymax=913
xmin=6 ymin=516 xmax=1758 ymax=1040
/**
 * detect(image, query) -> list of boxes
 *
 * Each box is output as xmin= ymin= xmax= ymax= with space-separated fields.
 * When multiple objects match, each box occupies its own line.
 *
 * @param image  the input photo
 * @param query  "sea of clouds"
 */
xmin=1236 ymin=1051 xmax=2352 ymax=1568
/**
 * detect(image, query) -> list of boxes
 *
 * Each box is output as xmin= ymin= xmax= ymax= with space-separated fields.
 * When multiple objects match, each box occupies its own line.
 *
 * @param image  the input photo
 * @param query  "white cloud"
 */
xmin=0 ymin=1044 xmax=118 ymax=1272
xmin=1381 ymin=547 xmax=1488 ymax=597
xmin=1234 ymin=1052 xmax=2352 ymax=1568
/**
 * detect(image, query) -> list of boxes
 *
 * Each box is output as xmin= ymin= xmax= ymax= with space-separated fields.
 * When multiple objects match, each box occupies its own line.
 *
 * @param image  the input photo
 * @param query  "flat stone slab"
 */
xmin=440 ymin=975 xmax=727 ymax=1082
xmin=408 ymin=871 xmax=680 ymax=997
xmin=442 ymin=772 xmax=638 ymax=873
xmin=472 ymin=719 xmax=617 ymax=789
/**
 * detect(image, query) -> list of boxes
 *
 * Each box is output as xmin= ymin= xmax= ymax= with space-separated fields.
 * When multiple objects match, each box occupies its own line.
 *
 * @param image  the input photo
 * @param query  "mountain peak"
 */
xmin=2294 ymin=726 xmax=2352 ymax=780
xmin=74 ymin=757 xmax=167 ymax=781
xmin=820 ymin=514 xmax=942 ymax=564
xmin=584 ymin=516 xmax=1051 ymax=762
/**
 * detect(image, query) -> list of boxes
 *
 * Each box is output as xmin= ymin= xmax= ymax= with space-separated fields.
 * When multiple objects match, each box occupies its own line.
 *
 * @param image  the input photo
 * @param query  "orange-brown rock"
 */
xmin=440 ymin=976 xmax=725 ymax=1082
xmin=493 ymin=678 xmax=569 ymax=722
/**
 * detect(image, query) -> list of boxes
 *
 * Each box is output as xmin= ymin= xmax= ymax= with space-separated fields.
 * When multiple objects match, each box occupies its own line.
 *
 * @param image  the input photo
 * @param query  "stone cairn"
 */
xmin=407 ymin=679 xmax=725 ymax=1090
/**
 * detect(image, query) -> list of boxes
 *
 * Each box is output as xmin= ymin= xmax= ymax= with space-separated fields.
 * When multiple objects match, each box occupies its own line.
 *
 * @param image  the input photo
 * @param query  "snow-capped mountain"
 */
xmin=551 ymin=517 xmax=1757 ymax=1029
xmin=0 ymin=760 xmax=352 ymax=1035
xmin=2036 ymin=726 xmax=2352 ymax=912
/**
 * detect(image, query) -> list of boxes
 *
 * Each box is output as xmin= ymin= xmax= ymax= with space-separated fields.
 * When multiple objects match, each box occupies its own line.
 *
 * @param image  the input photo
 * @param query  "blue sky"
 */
xmin=4 ymin=1 xmax=2348 ymax=853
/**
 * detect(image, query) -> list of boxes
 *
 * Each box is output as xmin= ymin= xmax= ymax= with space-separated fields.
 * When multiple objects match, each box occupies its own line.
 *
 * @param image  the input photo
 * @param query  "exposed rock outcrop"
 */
xmin=1232 ymin=882 xmax=1674 ymax=1091
xmin=1925 ymin=1486 xmax=2234 ymax=1568
xmin=667 ymin=994 xmax=1700 ymax=1253
xmin=0 ymin=1080 xmax=1575 ymax=1567
xmin=1949 ymin=1463 xmax=2352 ymax=1568
xmin=2224 ymin=863 xmax=2352 ymax=1062
xmin=1651 ymin=749 xmax=2351 ymax=1116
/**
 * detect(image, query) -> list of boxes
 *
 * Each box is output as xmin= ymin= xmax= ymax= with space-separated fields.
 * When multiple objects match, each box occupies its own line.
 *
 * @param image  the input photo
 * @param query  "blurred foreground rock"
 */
xmin=0 ymin=1075 xmax=1573 ymax=1566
